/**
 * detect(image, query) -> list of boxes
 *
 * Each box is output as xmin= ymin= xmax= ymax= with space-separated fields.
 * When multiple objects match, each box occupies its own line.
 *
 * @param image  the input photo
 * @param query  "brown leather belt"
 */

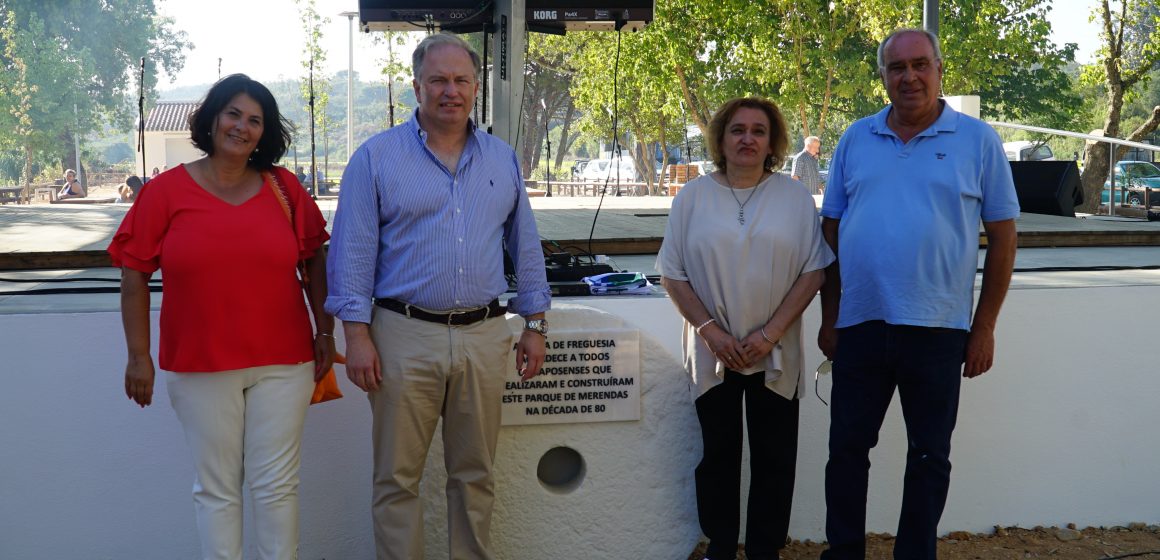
xmin=374 ymin=298 xmax=506 ymax=326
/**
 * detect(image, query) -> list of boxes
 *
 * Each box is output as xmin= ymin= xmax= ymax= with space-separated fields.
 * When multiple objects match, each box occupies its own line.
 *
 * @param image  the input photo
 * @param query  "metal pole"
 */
xmin=490 ymin=0 xmax=526 ymax=149
xmin=923 ymin=0 xmax=939 ymax=36
xmin=341 ymin=11 xmax=357 ymax=163
xmin=73 ymin=102 xmax=82 ymax=188
xmin=1109 ymin=142 xmax=1116 ymax=217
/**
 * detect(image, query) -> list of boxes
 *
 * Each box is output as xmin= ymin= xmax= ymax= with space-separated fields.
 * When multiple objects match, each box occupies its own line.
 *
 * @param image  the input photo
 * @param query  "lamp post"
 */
xmin=541 ymin=99 xmax=551 ymax=197
xmin=339 ymin=11 xmax=358 ymax=164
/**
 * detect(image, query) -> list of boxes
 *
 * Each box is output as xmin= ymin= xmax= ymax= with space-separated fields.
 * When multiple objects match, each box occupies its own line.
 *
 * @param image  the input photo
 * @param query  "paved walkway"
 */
xmin=3 ymin=193 xmax=1160 ymax=262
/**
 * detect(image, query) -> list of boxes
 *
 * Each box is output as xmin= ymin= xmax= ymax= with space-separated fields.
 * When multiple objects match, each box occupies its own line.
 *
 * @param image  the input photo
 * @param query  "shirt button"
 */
xmin=455 ymin=299 xmax=461 ymax=305
xmin=459 ymin=268 xmax=464 ymax=273
xmin=458 ymin=238 xmax=464 ymax=242
xmin=456 ymin=208 xmax=461 ymax=213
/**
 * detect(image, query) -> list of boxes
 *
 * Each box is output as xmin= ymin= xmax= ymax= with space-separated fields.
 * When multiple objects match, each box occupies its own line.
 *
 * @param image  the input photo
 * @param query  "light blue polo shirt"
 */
xmin=820 ymin=102 xmax=1019 ymax=330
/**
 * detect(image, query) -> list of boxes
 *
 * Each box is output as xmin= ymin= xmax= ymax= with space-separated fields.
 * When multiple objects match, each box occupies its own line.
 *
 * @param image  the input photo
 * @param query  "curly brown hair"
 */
xmin=706 ymin=97 xmax=790 ymax=174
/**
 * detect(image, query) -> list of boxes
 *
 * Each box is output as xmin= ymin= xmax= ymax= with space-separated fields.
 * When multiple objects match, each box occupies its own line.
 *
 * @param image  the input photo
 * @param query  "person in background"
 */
xmin=817 ymin=29 xmax=1019 ymax=560
xmin=116 ymin=175 xmax=144 ymax=203
xmin=790 ymin=136 xmax=823 ymax=195
xmin=326 ymin=33 xmax=550 ymax=560
xmin=58 ymin=169 xmax=86 ymax=199
xmin=109 ymin=74 xmax=334 ymax=560
xmin=656 ymin=96 xmax=834 ymax=560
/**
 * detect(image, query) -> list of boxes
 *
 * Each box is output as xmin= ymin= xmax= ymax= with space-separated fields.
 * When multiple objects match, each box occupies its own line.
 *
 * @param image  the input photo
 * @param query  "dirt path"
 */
xmin=687 ymin=525 xmax=1160 ymax=559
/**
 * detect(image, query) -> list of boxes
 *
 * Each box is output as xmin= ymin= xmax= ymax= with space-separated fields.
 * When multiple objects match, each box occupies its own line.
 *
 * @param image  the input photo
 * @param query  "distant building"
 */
xmin=135 ymin=101 xmax=203 ymax=175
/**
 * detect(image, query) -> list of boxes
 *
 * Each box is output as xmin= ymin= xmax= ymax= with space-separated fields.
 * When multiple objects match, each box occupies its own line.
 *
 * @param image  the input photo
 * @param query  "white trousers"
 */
xmin=167 ymin=362 xmax=314 ymax=560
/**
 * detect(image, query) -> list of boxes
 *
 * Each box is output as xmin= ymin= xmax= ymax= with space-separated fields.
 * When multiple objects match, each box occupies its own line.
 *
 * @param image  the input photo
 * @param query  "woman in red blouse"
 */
xmin=109 ymin=74 xmax=334 ymax=560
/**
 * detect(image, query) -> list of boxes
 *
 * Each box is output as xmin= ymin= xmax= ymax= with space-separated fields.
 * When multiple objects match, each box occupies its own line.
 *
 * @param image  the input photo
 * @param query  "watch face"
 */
xmin=527 ymin=319 xmax=548 ymax=334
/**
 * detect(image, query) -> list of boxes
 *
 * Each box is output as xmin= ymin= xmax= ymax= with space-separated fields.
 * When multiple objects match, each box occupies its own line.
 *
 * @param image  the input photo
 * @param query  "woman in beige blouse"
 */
xmin=657 ymin=97 xmax=834 ymax=560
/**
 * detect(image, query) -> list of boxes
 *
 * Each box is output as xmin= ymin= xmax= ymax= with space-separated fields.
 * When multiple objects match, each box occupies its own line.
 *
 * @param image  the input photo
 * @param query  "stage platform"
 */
xmin=2 ymin=196 xmax=1160 ymax=271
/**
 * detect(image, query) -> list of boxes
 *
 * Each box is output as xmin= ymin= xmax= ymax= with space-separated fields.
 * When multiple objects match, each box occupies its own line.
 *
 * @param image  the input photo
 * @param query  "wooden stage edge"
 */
xmin=3 ymin=230 xmax=1160 ymax=271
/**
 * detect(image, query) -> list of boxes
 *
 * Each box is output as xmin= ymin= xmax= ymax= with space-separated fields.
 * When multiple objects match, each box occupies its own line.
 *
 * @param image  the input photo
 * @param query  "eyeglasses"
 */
xmin=814 ymin=360 xmax=833 ymax=406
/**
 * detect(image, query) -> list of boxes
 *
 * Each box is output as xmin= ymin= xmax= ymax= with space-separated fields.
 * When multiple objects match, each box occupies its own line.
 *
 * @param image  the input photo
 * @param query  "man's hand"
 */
xmin=515 ymin=330 xmax=546 ymax=381
xmin=963 ymin=326 xmax=995 ymax=378
xmin=343 ymin=322 xmax=382 ymax=392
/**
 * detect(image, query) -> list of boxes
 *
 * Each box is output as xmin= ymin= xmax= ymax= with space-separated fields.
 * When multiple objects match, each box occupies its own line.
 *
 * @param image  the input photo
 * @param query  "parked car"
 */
xmin=580 ymin=157 xmax=639 ymax=183
xmin=1004 ymin=141 xmax=1055 ymax=162
xmin=570 ymin=160 xmax=590 ymax=181
xmin=1100 ymin=160 xmax=1160 ymax=206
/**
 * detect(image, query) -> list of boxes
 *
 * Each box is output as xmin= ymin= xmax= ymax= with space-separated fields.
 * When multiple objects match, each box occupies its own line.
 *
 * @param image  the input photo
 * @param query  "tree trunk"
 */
xmin=554 ymin=102 xmax=577 ymax=170
xmin=1077 ymin=81 xmax=1127 ymax=213
xmin=22 ymin=145 xmax=33 ymax=202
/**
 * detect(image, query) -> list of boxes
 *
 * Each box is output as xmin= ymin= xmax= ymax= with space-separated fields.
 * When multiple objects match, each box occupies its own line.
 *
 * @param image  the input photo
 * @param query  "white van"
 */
xmin=1003 ymin=141 xmax=1055 ymax=162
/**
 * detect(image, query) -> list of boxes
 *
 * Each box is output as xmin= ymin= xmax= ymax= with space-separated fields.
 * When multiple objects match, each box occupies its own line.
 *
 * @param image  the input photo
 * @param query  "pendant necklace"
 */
xmin=726 ymin=175 xmax=763 ymax=225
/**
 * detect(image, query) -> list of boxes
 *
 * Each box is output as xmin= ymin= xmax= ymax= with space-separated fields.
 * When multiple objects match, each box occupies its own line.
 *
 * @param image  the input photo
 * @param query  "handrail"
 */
xmin=988 ymin=121 xmax=1160 ymax=152
xmin=989 ymin=121 xmax=1160 ymax=217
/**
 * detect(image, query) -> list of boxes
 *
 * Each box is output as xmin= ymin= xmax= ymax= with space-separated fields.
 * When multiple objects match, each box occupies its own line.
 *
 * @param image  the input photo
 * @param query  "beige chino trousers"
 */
xmin=368 ymin=306 xmax=515 ymax=560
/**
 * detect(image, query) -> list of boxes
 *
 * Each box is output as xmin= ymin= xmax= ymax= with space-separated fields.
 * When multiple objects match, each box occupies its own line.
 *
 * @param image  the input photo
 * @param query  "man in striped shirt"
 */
xmin=326 ymin=33 xmax=551 ymax=560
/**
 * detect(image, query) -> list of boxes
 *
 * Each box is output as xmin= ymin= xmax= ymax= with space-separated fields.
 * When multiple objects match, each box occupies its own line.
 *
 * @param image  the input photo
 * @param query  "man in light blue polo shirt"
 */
xmin=817 ymin=29 xmax=1019 ymax=560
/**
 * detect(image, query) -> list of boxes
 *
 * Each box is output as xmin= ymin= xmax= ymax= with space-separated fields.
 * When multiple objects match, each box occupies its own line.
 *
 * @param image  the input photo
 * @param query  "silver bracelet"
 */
xmin=316 ymin=333 xmax=334 ymax=339
xmin=695 ymin=318 xmax=716 ymax=335
xmin=760 ymin=326 xmax=775 ymax=344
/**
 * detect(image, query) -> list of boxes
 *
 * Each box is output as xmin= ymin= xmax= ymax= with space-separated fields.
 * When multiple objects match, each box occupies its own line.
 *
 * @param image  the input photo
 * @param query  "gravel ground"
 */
xmin=686 ymin=524 xmax=1160 ymax=559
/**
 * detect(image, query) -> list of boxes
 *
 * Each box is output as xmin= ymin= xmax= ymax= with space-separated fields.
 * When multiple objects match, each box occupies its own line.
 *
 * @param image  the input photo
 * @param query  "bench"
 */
xmin=0 ymin=186 xmax=24 ymax=204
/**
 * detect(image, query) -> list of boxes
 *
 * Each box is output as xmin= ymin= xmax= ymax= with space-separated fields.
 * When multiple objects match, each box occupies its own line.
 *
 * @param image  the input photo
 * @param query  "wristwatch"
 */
xmin=524 ymin=318 xmax=549 ymax=337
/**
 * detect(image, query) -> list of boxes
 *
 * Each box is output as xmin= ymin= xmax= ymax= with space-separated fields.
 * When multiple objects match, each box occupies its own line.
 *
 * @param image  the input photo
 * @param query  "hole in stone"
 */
xmin=536 ymin=446 xmax=586 ymax=494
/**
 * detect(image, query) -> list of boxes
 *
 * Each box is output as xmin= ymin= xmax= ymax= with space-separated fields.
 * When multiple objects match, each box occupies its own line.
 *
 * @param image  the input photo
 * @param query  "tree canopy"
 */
xmin=0 ymin=0 xmax=189 ymax=190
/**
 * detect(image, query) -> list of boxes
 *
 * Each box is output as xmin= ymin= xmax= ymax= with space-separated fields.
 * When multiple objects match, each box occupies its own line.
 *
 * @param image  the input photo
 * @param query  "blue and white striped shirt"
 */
xmin=325 ymin=115 xmax=551 ymax=323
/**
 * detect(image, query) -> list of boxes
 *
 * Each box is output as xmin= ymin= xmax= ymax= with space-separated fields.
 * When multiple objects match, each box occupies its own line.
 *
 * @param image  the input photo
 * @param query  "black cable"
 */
xmin=137 ymin=57 xmax=146 ymax=178
xmin=0 ymin=276 xmax=151 ymax=284
xmin=1 ymin=286 xmax=163 ymax=296
xmin=512 ymin=23 xmax=531 ymax=151
xmin=587 ymin=28 xmax=623 ymax=257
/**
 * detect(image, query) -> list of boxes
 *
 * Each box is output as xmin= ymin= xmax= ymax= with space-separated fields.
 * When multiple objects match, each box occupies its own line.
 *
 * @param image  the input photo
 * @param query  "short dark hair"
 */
xmin=707 ymin=97 xmax=790 ymax=174
xmin=188 ymin=74 xmax=293 ymax=170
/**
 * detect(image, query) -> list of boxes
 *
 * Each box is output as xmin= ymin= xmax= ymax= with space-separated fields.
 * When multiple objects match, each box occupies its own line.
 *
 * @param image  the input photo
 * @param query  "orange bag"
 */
xmin=311 ymin=353 xmax=345 ymax=404
xmin=266 ymin=170 xmax=344 ymax=406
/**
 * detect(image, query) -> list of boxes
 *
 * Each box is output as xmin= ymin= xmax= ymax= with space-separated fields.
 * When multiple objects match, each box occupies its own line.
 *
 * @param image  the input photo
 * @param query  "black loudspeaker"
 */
xmin=1009 ymin=161 xmax=1083 ymax=217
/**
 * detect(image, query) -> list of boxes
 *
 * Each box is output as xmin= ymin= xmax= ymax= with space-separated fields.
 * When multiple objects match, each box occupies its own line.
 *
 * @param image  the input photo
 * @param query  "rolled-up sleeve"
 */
xmin=503 ymin=153 xmax=551 ymax=317
xmin=325 ymin=144 xmax=380 ymax=324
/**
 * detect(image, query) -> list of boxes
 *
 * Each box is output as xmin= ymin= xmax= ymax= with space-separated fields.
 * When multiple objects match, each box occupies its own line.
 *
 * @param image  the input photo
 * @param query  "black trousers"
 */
xmin=695 ymin=370 xmax=799 ymax=560
xmin=821 ymin=321 xmax=969 ymax=560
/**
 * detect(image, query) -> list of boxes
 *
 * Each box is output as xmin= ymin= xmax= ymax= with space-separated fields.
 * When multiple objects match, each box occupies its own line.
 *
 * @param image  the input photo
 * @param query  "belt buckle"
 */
xmin=446 ymin=309 xmax=466 ymax=326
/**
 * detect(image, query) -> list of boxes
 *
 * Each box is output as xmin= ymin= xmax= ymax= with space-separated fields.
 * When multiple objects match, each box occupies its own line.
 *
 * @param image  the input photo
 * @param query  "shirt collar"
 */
xmin=871 ymin=99 xmax=958 ymax=138
xmin=408 ymin=113 xmax=481 ymax=158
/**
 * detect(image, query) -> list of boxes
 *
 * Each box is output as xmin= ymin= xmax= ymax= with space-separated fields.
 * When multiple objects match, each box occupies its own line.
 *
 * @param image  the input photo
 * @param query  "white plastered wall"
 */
xmin=1 ymin=282 xmax=1159 ymax=559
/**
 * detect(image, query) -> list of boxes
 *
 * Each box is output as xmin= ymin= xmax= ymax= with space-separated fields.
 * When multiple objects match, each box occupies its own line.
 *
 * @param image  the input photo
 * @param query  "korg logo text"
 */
xmin=533 ymin=10 xmax=557 ymax=19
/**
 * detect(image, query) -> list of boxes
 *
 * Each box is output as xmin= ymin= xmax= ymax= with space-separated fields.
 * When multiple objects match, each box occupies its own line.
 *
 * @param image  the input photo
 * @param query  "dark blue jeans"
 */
xmin=821 ymin=321 xmax=968 ymax=560
xmin=695 ymin=370 xmax=799 ymax=560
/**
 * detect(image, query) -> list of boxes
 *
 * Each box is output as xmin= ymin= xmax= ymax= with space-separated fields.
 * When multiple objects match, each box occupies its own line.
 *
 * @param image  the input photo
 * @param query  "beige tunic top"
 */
xmin=656 ymin=173 xmax=835 ymax=400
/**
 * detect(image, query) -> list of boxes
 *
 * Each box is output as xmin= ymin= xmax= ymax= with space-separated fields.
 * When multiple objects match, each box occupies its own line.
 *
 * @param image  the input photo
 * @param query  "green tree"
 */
xmin=296 ymin=0 xmax=331 ymax=193
xmin=0 ymin=1 xmax=188 ymax=196
xmin=1077 ymin=0 xmax=1160 ymax=212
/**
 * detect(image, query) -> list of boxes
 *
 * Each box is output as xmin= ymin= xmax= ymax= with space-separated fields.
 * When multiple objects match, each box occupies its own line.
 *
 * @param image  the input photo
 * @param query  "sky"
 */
xmin=155 ymin=0 xmax=419 ymax=89
xmin=156 ymin=0 xmax=1103 ymax=91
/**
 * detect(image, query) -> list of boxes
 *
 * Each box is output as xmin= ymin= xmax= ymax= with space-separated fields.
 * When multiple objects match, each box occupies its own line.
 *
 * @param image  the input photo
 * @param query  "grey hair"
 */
xmin=877 ymin=28 xmax=942 ymax=74
xmin=804 ymin=136 xmax=821 ymax=146
xmin=412 ymin=33 xmax=482 ymax=80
